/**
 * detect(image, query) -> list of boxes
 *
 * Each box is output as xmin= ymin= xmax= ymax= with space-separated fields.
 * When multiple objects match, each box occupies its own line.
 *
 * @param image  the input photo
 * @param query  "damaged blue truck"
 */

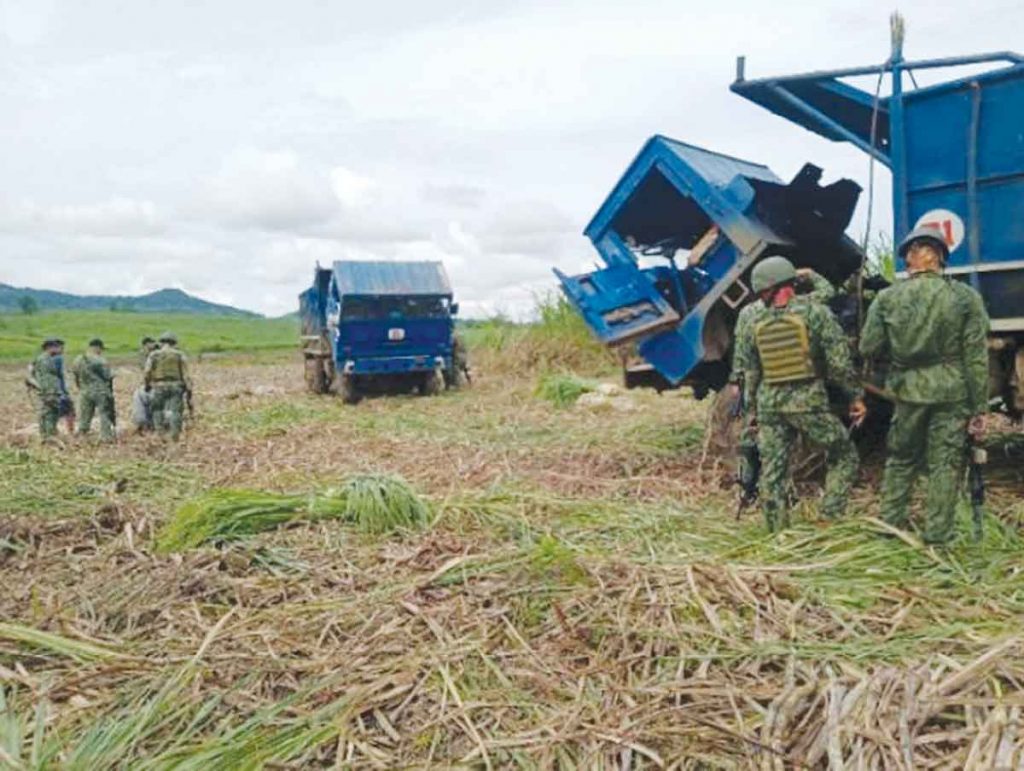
xmin=557 ymin=43 xmax=1024 ymax=417
xmin=300 ymin=260 xmax=465 ymax=404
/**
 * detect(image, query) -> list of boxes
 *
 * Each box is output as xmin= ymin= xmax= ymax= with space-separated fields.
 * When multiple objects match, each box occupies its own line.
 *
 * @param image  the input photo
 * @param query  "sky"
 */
xmin=0 ymin=0 xmax=1021 ymax=317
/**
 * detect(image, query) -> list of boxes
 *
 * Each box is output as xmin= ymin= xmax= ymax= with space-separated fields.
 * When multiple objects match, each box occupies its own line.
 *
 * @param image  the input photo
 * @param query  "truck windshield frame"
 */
xmin=340 ymin=296 xmax=450 ymax=321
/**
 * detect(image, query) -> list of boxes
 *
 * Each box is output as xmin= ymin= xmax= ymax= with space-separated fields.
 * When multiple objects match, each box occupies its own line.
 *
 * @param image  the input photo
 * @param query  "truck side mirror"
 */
xmin=450 ymin=302 xmax=460 ymax=316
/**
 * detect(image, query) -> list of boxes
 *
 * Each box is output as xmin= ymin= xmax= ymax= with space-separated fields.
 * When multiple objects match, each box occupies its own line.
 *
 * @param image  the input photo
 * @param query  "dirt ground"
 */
xmin=1 ymin=352 xmax=1023 ymax=768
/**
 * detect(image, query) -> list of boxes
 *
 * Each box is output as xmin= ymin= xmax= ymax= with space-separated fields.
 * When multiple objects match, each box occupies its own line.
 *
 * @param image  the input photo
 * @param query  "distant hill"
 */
xmin=0 ymin=284 xmax=258 ymax=317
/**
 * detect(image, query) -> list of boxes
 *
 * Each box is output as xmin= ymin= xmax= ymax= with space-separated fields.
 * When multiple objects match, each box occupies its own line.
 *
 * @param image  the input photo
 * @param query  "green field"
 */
xmin=0 ymin=310 xmax=298 ymax=362
xmin=1 ymin=306 xmax=1023 ymax=766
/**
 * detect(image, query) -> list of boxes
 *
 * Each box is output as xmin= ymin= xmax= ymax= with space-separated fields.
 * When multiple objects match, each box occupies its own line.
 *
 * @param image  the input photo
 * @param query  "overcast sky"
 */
xmin=0 ymin=0 xmax=1021 ymax=317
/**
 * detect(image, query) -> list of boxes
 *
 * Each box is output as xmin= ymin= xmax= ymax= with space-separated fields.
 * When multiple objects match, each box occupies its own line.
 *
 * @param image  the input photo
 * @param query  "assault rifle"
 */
xmin=732 ymin=378 xmax=760 ymax=519
xmin=967 ymin=437 xmax=987 ymax=542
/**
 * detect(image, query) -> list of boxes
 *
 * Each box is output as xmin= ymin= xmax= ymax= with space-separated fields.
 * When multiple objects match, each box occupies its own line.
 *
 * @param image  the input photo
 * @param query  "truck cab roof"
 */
xmin=331 ymin=260 xmax=453 ymax=299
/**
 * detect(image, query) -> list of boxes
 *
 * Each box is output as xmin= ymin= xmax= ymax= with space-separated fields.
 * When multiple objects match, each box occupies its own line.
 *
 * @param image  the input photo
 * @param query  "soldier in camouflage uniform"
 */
xmin=26 ymin=338 xmax=68 ymax=440
xmin=860 ymin=225 xmax=989 ymax=545
xmin=132 ymin=337 xmax=158 ymax=432
xmin=72 ymin=338 xmax=116 ymax=441
xmin=733 ymin=257 xmax=866 ymax=531
xmin=143 ymin=332 xmax=193 ymax=441
xmin=730 ymin=267 xmax=840 ymax=509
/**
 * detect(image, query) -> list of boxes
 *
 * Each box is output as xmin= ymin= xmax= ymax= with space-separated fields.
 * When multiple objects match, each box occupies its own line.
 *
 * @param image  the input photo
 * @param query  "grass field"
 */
xmin=0 ymin=310 xmax=298 ymax=362
xmin=1 ymin=316 xmax=1023 ymax=768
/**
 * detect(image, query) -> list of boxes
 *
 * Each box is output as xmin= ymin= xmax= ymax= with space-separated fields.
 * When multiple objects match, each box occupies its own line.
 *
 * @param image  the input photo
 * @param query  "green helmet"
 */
xmin=88 ymin=338 xmax=104 ymax=349
xmin=897 ymin=224 xmax=949 ymax=260
xmin=751 ymin=256 xmax=797 ymax=293
xmin=158 ymin=331 xmax=178 ymax=344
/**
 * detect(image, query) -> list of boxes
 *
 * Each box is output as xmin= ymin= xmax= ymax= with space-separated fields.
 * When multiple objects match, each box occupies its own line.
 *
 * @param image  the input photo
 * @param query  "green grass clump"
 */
xmin=534 ymin=373 xmax=595 ymax=408
xmin=462 ymin=294 xmax=615 ymax=376
xmin=344 ymin=474 xmax=431 ymax=534
xmin=156 ymin=475 xmax=429 ymax=551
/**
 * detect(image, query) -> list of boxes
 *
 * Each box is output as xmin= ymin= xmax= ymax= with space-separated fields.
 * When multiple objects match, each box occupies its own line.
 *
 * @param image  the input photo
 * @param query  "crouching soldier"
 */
xmin=72 ymin=338 xmax=116 ymax=441
xmin=733 ymin=257 xmax=866 ymax=531
xmin=132 ymin=336 xmax=158 ymax=433
xmin=144 ymin=332 xmax=193 ymax=441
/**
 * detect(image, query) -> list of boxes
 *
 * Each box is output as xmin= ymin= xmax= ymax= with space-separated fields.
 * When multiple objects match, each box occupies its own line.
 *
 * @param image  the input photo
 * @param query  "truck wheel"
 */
xmin=422 ymin=368 xmax=444 ymax=397
xmin=305 ymin=358 xmax=327 ymax=395
xmin=339 ymin=374 xmax=360 ymax=404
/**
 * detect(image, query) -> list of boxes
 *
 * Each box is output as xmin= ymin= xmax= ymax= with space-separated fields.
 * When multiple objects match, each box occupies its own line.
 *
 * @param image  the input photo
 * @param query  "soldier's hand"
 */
xmin=849 ymin=398 xmax=867 ymax=428
xmin=968 ymin=415 xmax=986 ymax=441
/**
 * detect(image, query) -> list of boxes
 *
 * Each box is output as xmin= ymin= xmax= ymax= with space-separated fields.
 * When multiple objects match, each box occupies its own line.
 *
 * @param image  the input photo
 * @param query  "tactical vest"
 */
xmin=754 ymin=313 xmax=817 ymax=384
xmin=150 ymin=350 xmax=185 ymax=382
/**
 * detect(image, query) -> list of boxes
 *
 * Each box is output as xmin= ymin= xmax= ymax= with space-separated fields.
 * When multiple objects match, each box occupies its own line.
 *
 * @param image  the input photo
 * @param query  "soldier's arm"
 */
xmin=733 ymin=314 xmax=761 ymax=408
xmin=817 ymin=306 xmax=863 ymax=401
xmin=798 ymin=268 xmax=836 ymax=303
xmin=180 ymin=354 xmax=193 ymax=391
xmin=25 ymin=362 xmax=39 ymax=390
xmin=143 ymin=352 xmax=155 ymax=387
xmin=858 ymin=292 xmax=888 ymax=360
xmin=961 ymin=287 xmax=991 ymax=415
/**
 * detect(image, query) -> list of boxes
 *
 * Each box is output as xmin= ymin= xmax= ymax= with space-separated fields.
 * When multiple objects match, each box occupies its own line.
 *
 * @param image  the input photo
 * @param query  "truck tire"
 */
xmin=339 ymin=374 xmax=360 ymax=404
xmin=305 ymin=358 xmax=327 ymax=395
xmin=422 ymin=368 xmax=444 ymax=397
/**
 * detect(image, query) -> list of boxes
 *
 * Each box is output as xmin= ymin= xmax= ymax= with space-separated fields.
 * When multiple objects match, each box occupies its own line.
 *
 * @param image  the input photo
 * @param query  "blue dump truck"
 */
xmin=556 ymin=37 xmax=1024 ymax=416
xmin=299 ymin=260 xmax=463 ymax=403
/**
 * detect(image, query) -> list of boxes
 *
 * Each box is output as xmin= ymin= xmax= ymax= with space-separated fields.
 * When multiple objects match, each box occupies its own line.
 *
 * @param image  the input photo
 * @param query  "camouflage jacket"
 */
xmin=859 ymin=271 xmax=989 ymax=412
xmin=734 ymin=296 xmax=862 ymax=414
xmin=73 ymin=352 xmax=113 ymax=393
xmin=728 ymin=269 xmax=837 ymax=387
xmin=27 ymin=353 xmax=65 ymax=397
xmin=144 ymin=346 xmax=192 ymax=388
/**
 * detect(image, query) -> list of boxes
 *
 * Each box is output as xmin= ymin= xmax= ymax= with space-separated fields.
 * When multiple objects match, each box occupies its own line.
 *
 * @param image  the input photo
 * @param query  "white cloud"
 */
xmin=0 ymin=197 xmax=164 ymax=237
xmin=197 ymin=148 xmax=340 ymax=232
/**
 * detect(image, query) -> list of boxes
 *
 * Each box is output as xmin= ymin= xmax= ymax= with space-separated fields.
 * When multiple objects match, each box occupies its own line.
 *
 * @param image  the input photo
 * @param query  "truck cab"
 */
xmin=300 ymin=260 xmax=463 ymax=403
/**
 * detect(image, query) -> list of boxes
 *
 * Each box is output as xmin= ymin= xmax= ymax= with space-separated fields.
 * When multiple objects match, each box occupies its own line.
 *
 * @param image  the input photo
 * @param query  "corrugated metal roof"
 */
xmin=659 ymin=136 xmax=780 ymax=186
xmin=332 ymin=260 xmax=453 ymax=297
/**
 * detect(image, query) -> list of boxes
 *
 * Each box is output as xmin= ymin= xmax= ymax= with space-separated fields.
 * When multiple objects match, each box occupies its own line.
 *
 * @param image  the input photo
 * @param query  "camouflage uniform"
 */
xmin=144 ymin=340 xmax=192 ymax=441
xmin=729 ymin=269 xmax=839 ymax=512
xmin=133 ymin=341 xmax=158 ymax=431
xmin=72 ymin=351 xmax=115 ymax=441
xmin=27 ymin=353 xmax=64 ymax=439
xmin=733 ymin=282 xmax=862 ymax=530
xmin=859 ymin=272 xmax=989 ymax=544
xmin=451 ymin=334 xmax=470 ymax=387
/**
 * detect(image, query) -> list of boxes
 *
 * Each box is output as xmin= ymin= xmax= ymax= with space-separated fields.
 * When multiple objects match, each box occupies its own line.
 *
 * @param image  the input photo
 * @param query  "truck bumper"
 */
xmin=342 ymin=355 xmax=449 ymax=376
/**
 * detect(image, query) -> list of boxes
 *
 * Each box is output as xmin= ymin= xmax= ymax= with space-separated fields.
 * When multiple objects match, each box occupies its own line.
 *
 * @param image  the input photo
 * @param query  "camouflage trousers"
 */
xmin=78 ymin=389 xmax=116 ymax=441
xmin=38 ymin=395 xmax=60 ymax=439
xmin=881 ymin=401 xmax=969 ymax=545
xmin=151 ymin=383 xmax=185 ymax=441
xmin=758 ymin=411 xmax=859 ymax=531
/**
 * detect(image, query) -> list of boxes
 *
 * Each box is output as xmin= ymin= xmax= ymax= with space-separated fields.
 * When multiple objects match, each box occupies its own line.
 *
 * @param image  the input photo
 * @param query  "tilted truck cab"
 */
xmin=300 ymin=260 xmax=463 ymax=403
xmin=556 ymin=135 xmax=863 ymax=397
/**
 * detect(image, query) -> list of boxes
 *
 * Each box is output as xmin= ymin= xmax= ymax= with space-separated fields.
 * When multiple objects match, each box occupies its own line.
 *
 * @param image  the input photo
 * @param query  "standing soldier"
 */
xmin=730 ymin=266 xmax=841 ymax=513
xmin=144 ymin=332 xmax=192 ymax=441
xmin=860 ymin=225 xmax=989 ymax=545
xmin=138 ymin=336 xmax=158 ymax=369
xmin=25 ymin=338 xmax=67 ymax=440
xmin=72 ymin=338 xmax=116 ymax=441
xmin=733 ymin=257 xmax=866 ymax=531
